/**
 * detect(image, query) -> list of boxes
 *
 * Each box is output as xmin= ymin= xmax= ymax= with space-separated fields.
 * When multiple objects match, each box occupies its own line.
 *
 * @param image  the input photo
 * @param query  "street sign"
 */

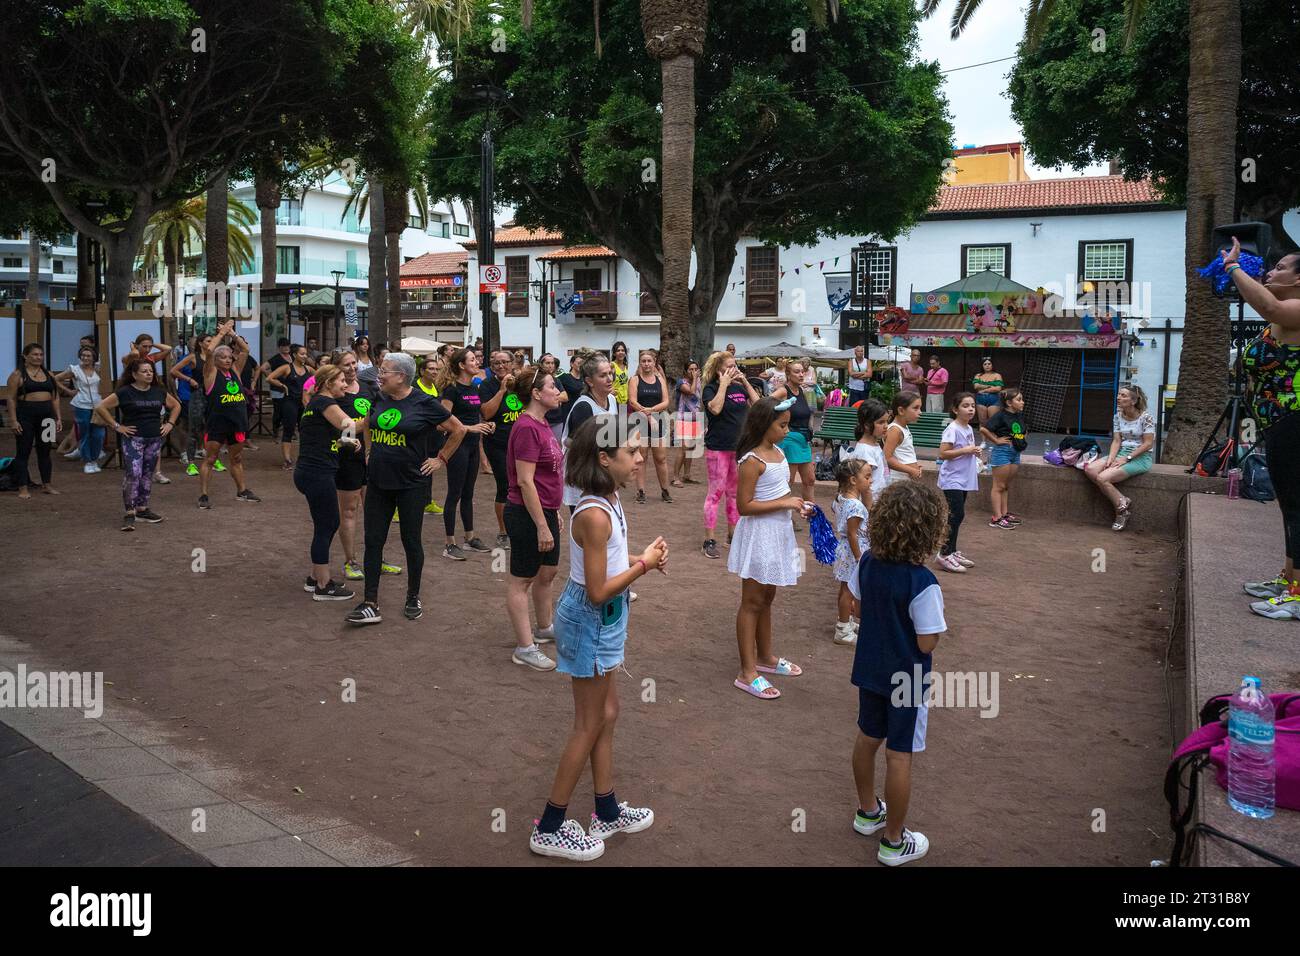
xmin=479 ymin=264 xmax=506 ymax=295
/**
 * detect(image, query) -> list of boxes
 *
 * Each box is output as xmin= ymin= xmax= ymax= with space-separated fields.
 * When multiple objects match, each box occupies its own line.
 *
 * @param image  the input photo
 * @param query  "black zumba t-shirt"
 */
xmin=441 ymin=380 xmax=483 ymax=427
xmin=702 ymin=381 xmax=751 ymax=452
xmin=987 ymin=409 xmax=1028 ymax=451
xmin=480 ymin=376 xmax=521 ymax=451
xmin=337 ymin=382 xmax=376 ymax=462
xmin=297 ymin=395 xmax=342 ymax=473
xmin=548 ymin=372 xmax=585 ymax=427
xmin=115 ymin=385 xmax=166 ymax=439
xmin=367 ymin=389 xmax=451 ymax=490
xmin=205 ymin=367 xmax=249 ymax=430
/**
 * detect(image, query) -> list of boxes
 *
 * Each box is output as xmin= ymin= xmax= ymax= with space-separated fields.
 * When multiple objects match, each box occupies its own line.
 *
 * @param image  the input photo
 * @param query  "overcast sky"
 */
xmin=915 ymin=1 xmax=1109 ymax=178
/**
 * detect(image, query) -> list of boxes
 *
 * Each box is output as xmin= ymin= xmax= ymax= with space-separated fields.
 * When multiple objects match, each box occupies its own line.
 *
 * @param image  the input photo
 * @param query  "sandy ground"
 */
xmin=1 ymin=445 xmax=1178 ymax=865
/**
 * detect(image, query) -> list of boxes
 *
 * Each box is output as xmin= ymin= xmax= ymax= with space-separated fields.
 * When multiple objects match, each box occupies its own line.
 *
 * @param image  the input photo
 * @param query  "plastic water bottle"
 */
xmin=1043 ymin=438 xmax=1052 ymax=458
xmin=1227 ymin=676 xmax=1275 ymax=819
xmin=1226 ymin=467 xmax=1242 ymax=500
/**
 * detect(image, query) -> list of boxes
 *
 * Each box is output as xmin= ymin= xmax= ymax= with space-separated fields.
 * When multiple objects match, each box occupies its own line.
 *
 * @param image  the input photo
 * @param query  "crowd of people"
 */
xmin=6 ymin=244 xmax=1298 ymax=863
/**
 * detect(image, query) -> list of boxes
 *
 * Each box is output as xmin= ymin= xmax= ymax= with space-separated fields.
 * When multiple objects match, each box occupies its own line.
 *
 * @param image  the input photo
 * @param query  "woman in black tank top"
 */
xmin=266 ymin=344 xmax=312 ymax=468
xmin=628 ymin=349 xmax=673 ymax=504
xmin=5 ymin=343 xmax=64 ymax=498
xmin=197 ymin=321 xmax=259 ymax=509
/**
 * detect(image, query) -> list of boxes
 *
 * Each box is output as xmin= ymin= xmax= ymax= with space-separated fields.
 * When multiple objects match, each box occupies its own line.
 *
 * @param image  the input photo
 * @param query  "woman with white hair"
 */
xmin=198 ymin=320 xmax=260 ymax=509
xmin=346 ymin=351 xmax=468 ymax=627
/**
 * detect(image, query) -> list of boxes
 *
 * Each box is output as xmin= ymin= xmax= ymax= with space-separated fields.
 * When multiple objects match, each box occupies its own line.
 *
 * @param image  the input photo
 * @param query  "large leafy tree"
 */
xmin=427 ymin=0 xmax=951 ymax=370
xmin=1009 ymin=0 xmax=1298 ymax=252
xmin=0 ymin=0 xmax=425 ymax=312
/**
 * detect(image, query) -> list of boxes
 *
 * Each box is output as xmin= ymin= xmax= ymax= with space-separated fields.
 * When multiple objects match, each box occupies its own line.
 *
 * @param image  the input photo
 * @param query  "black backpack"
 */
xmin=1241 ymin=447 xmax=1275 ymax=501
xmin=1194 ymin=439 xmax=1233 ymax=478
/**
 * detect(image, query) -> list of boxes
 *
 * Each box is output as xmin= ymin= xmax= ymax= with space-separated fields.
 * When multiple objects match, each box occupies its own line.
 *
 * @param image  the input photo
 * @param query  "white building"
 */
xmin=454 ymin=175 xmax=1296 ymax=436
xmin=0 ymin=230 xmax=79 ymax=305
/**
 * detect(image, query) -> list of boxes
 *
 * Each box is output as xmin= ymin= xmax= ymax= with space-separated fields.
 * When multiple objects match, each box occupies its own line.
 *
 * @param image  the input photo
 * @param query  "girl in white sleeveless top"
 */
xmin=529 ymin=414 xmax=668 ymax=863
xmin=729 ymin=397 xmax=814 ymax=702
xmin=885 ymin=391 xmax=924 ymax=484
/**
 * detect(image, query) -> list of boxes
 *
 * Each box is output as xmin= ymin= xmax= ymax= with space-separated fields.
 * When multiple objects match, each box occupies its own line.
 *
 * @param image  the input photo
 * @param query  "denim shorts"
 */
xmin=989 ymin=443 xmax=1021 ymax=467
xmin=553 ymin=578 xmax=628 ymax=678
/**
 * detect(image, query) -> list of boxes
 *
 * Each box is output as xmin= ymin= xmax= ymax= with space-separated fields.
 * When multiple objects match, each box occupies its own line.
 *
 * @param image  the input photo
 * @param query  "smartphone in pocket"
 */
xmin=599 ymin=594 xmax=623 ymax=627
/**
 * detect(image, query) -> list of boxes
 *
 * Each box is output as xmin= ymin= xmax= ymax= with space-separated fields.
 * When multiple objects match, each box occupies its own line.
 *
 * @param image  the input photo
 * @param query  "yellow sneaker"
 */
xmin=424 ymin=501 xmax=444 ymax=515
xmin=392 ymin=509 xmax=399 ymax=522
xmin=343 ymin=561 xmax=364 ymax=581
xmin=381 ymin=561 xmax=402 ymax=575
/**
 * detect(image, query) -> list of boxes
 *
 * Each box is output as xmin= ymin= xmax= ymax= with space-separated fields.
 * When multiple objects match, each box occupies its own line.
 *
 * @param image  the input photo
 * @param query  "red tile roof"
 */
xmin=538 ymin=245 xmax=617 ymax=261
xmin=400 ymin=250 xmax=468 ymax=276
xmin=929 ymin=175 xmax=1165 ymax=215
xmin=463 ymin=225 xmax=564 ymax=249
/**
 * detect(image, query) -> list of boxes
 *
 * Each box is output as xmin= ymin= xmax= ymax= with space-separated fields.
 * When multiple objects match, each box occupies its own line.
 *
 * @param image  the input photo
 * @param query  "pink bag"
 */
xmin=1060 ymin=448 xmax=1081 ymax=466
xmin=1165 ymin=692 xmax=1300 ymax=865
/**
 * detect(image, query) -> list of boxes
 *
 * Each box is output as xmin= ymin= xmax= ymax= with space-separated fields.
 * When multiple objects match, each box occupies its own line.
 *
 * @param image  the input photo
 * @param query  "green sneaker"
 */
xmin=343 ymin=561 xmax=364 ymax=581
xmin=424 ymin=501 xmax=444 ymax=515
xmin=381 ymin=561 xmax=403 ymax=575
xmin=391 ymin=509 xmax=399 ymax=523
xmin=214 ymin=459 xmax=227 ymax=472
xmin=1250 ymin=590 xmax=1300 ymax=621
xmin=186 ymin=463 xmax=199 ymax=477
xmin=1243 ymin=576 xmax=1292 ymax=599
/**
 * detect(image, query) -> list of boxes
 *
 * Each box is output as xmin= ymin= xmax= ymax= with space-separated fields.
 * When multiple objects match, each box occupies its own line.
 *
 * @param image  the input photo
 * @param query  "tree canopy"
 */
xmin=0 ymin=0 xmax=430 ymax=306
xmin=1008 ymin=0 xmax=1300 ymax=251
xmin=426 ymin=0 xmax=952 ymax=355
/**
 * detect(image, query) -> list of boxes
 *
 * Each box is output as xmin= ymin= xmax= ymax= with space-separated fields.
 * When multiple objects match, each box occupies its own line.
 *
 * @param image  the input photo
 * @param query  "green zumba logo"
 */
xmin=505 ymin=394 xmax=523 ymax=412
xmin=225 ymin=379 xmax=240 ymax=394
xmin=354 ymin=398 xmax=372 ymax=417
xmin=377 ymin=408 xmax=402 ymax=430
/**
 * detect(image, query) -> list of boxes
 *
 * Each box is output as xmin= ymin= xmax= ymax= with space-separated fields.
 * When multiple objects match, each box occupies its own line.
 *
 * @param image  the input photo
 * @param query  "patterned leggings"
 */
xmin=122 ymin=436 xmax=163 ymax=512
xmin=703 ymin=449 xmax=740 ymax=529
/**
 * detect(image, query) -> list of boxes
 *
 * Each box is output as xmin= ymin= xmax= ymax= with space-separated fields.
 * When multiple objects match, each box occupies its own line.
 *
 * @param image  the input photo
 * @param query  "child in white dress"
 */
xmin=832 ymin=458 xmax=872 ymax=645
xmin=729 ymin=397 xmax=814 ymax=700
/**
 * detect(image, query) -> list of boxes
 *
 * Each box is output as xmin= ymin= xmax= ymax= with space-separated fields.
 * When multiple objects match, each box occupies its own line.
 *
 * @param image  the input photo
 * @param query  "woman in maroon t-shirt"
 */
xmin=503 ymin=366 xmax=567 ymax=672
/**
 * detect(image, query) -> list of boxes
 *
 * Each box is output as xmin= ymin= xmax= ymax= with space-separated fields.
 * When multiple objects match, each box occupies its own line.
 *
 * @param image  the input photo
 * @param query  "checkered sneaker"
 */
xmin=588 ymin=802 xmax=654 ymax=839
xmin=529 ymin=819 xmax=605 ymax=862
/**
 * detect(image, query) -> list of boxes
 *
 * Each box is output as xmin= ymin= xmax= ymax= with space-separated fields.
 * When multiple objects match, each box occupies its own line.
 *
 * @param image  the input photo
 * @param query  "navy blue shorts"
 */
xmin=857 ymin=687 xmax=928 ymax=753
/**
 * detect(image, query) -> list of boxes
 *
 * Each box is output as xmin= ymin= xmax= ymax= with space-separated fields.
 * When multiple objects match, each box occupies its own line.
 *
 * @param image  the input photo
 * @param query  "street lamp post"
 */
xmin=531 ymin=278 xmax=546 ymax=355
xmin=331 ymin=269 xmax=344 ymax=351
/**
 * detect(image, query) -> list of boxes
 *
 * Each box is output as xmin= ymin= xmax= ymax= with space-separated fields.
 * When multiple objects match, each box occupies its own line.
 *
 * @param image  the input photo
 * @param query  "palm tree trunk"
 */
xmin=368 ymin=179 xmax=387 ymax=341
xmin=255 ymin=174 xmax=280 ymax=293
xmin=206 ymin=172 xmax=230 ymax=287
xmin=1161 ymin=0 xmax=1241 ymax=463
xmin=27 ymin=232 xmax=40 ymax=301
xmin=656 ymin=52 xmax=695 ymax=382
xmin=164 ymin=234 xmax=181 ymax=346
xmin=384 ymin=180 xmax=407 ymax=350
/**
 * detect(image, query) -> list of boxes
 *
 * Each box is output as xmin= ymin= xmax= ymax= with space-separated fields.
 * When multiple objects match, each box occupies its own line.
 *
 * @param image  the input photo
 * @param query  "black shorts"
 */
xmin=204 ymin=422 xmax=246 ymax=446
xmin=504 ymin=503 xmax=561 ymax=578
xmin=857 ymin=686 xmax=928 ymax=754
xmin=335 ymin=455 xmax=367 ymax=492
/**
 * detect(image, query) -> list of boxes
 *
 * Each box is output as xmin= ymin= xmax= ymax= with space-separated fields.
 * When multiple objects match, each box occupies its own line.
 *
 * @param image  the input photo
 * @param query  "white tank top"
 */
xmin=561 ymin=393 xmax=620 ymax=506
xmin=739 ymin=447 xmax=791 ymax=502
xmin=569 ymin=494 xmax=629 ymax=586
xmin=887 ymin=421 xmax=916 ymax=482
xmin=68 ymin=364 xmax=100 ymax=409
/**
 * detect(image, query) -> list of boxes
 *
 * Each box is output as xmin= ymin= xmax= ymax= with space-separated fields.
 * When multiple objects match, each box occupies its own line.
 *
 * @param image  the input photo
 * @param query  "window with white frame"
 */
xmin=962 ymin=244 xmax=1010 ymax=277
xmin=1080 ymin=241 xmax=1130 ymax=282
xmin=854 ymin=247 xmax=896 ymax=306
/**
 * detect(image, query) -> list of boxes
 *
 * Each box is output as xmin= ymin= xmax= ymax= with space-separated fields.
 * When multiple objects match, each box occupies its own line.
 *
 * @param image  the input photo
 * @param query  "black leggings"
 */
xmin=15 ymin=401 xmax=54 ymax=487
xmin=485 ymin=441 xmax=509 ymax=504
xmin=294 ymin=468 xmax=340 ymax=565
xmin=363 ymin=483 xmax=427 ymax=604
xmin=278 ymin=397 xmax=302 ymax=443
xmin=942 ymin=489 xmax=967 ymax=556
xmin=443 ymin=434 xmax=480 ymax=537
xmin=1264 ymin=412 xmax=1300 ymax=563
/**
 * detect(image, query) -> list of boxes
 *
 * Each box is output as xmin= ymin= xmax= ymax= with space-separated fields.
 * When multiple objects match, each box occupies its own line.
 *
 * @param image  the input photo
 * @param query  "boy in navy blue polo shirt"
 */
xmin=848 ymin=481 xmax=948 ymax=866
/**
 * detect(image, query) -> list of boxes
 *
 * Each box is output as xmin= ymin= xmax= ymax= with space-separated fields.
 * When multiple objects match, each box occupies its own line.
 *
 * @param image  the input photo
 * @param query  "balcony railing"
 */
xmin=400 ymin=300 xmax=467 ymax=323
xmin=235 ymin=255 xmax=369 ymax=280
xmin=260 ymin=208 xmax=370 ymax=234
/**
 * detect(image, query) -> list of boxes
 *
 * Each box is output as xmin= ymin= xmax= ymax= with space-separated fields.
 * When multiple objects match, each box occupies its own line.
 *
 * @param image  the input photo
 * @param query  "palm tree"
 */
xmin=206 ymin=172 xmax=230 ymax=287
xmin=255 ymin=171 xmax=281 ymax=294
xmin=368 ymin=178 xmax=387 ymax=342
xmin=924 ymin=0 xmax=1237 ymax=463
xmin=27 ymin=232 xmax=40 ymax=302
xmin=638 ymin=0 xmax=709 ymax=381
xmin=384 ymin=178 xmax=409 ymax=349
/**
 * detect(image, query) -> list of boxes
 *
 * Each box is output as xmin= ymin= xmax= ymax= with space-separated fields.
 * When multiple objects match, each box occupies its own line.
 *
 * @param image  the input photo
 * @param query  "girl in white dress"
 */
xmin=885 ymin=389 xmax=924 ymax=484
xmin=831 ymin=458 xmax=872 ymax=645
xmin=729 ymin=397 xmax=815 ymax=700
xmin=841 ymin=398 xmax=891 ymax=497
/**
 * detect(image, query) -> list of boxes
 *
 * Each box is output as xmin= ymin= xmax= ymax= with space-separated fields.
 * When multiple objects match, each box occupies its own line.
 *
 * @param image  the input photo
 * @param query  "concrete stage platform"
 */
xmin=1182 ymin=493 xmax=1300 ymax=865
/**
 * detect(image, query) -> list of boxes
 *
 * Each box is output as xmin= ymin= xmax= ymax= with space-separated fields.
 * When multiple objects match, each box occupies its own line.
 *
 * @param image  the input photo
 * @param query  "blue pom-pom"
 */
xmin=1198 ymin=252 xmax=1264 ymax=295
xmin=808 ymin=505 xmax=839 ymax=566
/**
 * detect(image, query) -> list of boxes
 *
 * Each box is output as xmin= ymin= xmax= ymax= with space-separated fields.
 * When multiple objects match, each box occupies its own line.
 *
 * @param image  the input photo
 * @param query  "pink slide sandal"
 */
xmin=756 ymin=658 xmax=803 ymax=677
xmin=734 ymin=676 xmax=781 ymax=700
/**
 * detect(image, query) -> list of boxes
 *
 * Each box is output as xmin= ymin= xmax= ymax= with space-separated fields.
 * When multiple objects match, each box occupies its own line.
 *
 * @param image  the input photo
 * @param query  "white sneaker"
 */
xmin=512 ymin=645 xmax=557 ymax=671
xmin=588 ymin=803 xmax=654 ymax=839
xmin=951 ymin=551 xmax=975 ymax=568
xmin=936 ymin=553 xmax=966 ymax=573
xmin=64 ymin=449 xmax=82 ymax=460
xmin=529 ymin=819 xmax=604 ymax=861
xmin=878 ymin=828 xmax=930 ymax=866
xmin=853 ymin=799 xmax=887 ymax=835
xmin=533 ymin=625 xmax=556 ymax=645
xmin=832 ymin=621 xmax=857 ymax=645
xmin=83 ymin=463 xmax=98 ymax=474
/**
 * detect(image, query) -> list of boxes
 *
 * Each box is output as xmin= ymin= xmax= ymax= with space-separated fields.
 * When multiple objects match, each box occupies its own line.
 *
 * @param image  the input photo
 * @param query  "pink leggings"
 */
xmin=704 ymin=449 xmax=740 ymax=529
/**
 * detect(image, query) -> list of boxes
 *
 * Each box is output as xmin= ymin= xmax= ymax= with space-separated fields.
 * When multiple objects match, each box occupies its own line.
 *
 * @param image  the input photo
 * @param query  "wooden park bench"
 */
xmin=912 ymin=411 xmax=949 ymax=448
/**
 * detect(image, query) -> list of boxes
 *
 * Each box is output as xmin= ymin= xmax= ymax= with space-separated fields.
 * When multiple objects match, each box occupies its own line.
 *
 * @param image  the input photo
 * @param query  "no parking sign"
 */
xmin=479 ymin=264 xmax=506 ymax=295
